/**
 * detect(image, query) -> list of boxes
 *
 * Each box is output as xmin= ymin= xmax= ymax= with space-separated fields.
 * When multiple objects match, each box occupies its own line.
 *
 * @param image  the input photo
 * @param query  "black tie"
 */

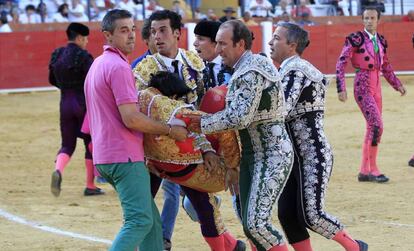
xmin=208 ymin=62 xmax=216 ymax=88
xmin=172 ymin=60 xmax=180 ymax=75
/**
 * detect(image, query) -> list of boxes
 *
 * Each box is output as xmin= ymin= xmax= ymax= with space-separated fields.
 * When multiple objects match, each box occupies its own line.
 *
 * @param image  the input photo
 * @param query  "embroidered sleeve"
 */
xmin=283 ymin=71 xmax=306 ymax=114
xmin=381 ymin=53 xmax=402 ymax=91
xmin=335 ymin=38 xmax=354 ymax=93
xmin=200 ymin=71 xmax=266 ymax=134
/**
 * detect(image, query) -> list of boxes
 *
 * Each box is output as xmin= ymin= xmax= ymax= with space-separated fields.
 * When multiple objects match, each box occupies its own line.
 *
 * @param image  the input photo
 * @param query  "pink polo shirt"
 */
xmin=84 ymin=46 xmax=144 ymax=164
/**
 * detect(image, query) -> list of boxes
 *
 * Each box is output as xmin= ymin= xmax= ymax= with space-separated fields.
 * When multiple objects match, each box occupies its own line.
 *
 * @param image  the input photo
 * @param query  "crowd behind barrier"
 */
xmin=1 ymin=0 xmax=414 ymax=32
xmin=0 ymin=18 xmax=413 ymax=89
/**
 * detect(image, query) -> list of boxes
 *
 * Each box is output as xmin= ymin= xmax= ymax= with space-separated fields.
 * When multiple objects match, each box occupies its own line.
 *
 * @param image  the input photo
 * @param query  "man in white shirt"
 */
xmin=20 ymin=4 xmax=42 ymax=24
xmin=249 ymin=0 xmax=273 ymax=17
xmin=0 ymin=14 xmax=12 ymax=32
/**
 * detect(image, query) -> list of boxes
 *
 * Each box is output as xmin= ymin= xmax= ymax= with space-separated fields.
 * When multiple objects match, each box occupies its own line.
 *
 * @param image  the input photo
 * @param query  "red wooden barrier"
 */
xmin=0 ymin=23 xmax=413 ymax=89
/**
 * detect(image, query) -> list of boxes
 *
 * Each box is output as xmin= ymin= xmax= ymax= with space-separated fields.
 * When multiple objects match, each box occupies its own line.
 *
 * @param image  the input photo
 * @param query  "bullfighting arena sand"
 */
xmin=0 ymin=76 xmax=413 ymax=251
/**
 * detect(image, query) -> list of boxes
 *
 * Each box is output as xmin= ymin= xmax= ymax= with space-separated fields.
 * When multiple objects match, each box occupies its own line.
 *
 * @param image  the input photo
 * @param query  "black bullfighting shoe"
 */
xmin=356 ymin=240 xmax=368 ymax=251
xmin=408 ymin=158 xmax=414 ymax=167
xmin=84 ymin=187 xmax=105 ymax=196
xmin=51 ymin=170 xmax=62 ymax=197
xmin=357 ymin=173 xmax=370 ymax=182
xmin=369 ymin=174 xmax=389 ymax=183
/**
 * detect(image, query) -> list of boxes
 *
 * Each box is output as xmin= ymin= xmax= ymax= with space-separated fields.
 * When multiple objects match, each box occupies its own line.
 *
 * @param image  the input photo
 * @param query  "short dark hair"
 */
xmin=102 ymin=9 xmax=132 ymax=33
xmin=66 ymin=22 xmax=89 ymax=41
xmin=148 ymin=71 xmax=191 ymax=98
xmin=58 ymin=3 xmax=68 ymax=14
xmin=0 ymin=12 xmax=8 ymax=25
xmin=220 ymin=20 xmax=252 ymax=50
xmin=141 ymin=19 xmax=151 ymax=40
xmin=362 ymin=6 xmax=381 ymax=19
xmin=277 ymin=22 xmax=309 ymax=55
xmin=25 ymin=4 xmax=36 ymax=11
xmin=149 ymin=10 xmax=183 ymax=33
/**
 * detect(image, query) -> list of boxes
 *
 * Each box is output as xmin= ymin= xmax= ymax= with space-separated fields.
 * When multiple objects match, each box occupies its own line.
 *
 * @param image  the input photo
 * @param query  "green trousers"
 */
xmin=238 ymin=124 xmax=293 ymax=251
xmin=97 ymin=161 xmax=163 ymax=251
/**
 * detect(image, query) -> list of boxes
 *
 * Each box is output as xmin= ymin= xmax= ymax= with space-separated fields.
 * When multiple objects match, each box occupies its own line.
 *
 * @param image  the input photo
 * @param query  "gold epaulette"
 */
xmin=182 ymin=50 xmax=205 ymax=72
xmin=133 ymin=56 xmax=160 ymax=90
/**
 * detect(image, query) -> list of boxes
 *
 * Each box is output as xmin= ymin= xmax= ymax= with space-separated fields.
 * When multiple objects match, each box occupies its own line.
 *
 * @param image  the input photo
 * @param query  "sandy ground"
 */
xmin=0 ymin=76 xmax=413 ymax=251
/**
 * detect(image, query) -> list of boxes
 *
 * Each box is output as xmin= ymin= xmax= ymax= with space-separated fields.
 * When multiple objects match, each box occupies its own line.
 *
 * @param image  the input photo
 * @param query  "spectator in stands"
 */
xmin=296 ymin=12 xmax=315 ymax=26
xmin=277 ymin=11 xmax=291 ymax=23
xmin=18 ymin=0 xmax=39 ymax=13
xmin=0 ymin=12 xmax=11 ymax=32
xmin=145 ymin=0 xmax=164 ymax=18
xmin=37 ymin=2 xmax=50 ymax=22
xmin=42 ymin=0 xmax=61 ymax=19
xmin=401 ymin=10 xmax=414 ymax=22
xmin=186 ymin=0 xmax=201 ymax=13
xmin=68 ymin=0 xmax=88 ymax=22
xmin=274 ymin=0 xmax=289 ymax=16
xmin=318 ymin=0 xmax=340 ymax=16
xmin=171 ymin=0 xmax=185 ymax=19
xmin=90 ymin=0 xmax=115 ymax=21
xmin=291 ymin=0 xmax=312 ymax=18
xmin=0 ymin=0 xmax=13 ymax=16
xmin=205 ymin=8 xmax=218 ymax=21
xmin=194 ymin=7 xmax=207 ymax=20
xmin=337 ymin=0 xmax=350 ymax=16
xmin=8 ymin=7 xmax=20 ymax=24
xmin=117 ymin=0 xmax=140 ymax=19
xmin=364 ymin=0 xmax=385 ymax=13
xmin=52 ymin=3 xmax=69 ymax=22
xmin=239 ymin=11 xmax=258 ymax=25
xmin=20 ymin=4 xmax=41 ymax=23
xmin=219 ymin=6 xmax=236 ymax=23
xmin=249 ymin=0 xmax=273 ymax=17
xmin=268 ymin=0 xmax=280 ymax=14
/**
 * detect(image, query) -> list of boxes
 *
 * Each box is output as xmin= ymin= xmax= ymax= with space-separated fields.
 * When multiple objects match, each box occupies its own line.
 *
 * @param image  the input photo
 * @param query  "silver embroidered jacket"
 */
xmin=201 ymin=51 xmax=287 ymax=134
xmin=279 ymin=56 xmax=327 ymax=122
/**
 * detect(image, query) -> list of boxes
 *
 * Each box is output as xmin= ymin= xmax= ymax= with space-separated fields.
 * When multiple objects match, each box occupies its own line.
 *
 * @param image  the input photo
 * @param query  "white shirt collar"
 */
xmin=364 ymin=28 xmax=377 ymax=40
xmin=210 ymin=55 xmax=222 ymax=65
xmin=157 ymin=48 xmax=184 ymax=67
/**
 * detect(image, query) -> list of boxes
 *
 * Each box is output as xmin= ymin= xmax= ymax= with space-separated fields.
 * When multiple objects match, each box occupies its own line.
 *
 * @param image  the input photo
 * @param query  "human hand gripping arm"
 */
xmin=336 ymin=38 xmax=354 ymax=102
xmin=199 ymin=72 xmax=267 ymax=134
xmin=203 ymin=151 xmax=220 ymax=172
xmin=118 ymin=103 xmax=188 ymax=141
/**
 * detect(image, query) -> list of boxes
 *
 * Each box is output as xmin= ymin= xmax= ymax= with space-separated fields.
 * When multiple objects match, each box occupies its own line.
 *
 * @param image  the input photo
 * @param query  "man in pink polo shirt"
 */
xmin=84 ymin=9 xmax=188 ymax=251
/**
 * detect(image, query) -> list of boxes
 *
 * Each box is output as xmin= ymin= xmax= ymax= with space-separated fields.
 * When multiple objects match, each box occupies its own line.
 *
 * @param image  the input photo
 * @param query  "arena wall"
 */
xmin=0 ymin=21 xmax=413 ymax=89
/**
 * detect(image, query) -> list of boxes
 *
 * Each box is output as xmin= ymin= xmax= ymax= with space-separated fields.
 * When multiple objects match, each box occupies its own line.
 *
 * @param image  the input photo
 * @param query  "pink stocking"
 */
xmin=268 ymin=243 xmax=289 ymax=251
xmin=291 ymin=238 xmax=313 ymax=251
xmin=359 ymin=139 xmax=370 ymax=175
xmin=85 ymin=159 xmax=96 ymax=189
xmin=332 ymin=229 xmax=359 ymax=251
xmin=55 ymin=153 xmax=70 ymax=174
xmin=204 ymin=235 xmax=225 ymax=251
xmin=369 ymin=146 xmax=381 ymax=176
xmin=221 ymin=231 xmax=237 ymax=251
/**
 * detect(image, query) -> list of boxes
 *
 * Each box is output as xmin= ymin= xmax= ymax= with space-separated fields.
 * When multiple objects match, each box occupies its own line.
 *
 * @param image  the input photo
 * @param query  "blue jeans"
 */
xmin=160 ymin=179 xmax=180 ymax=241
xmin=97 ymin=162 xmax=163 ymax=251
